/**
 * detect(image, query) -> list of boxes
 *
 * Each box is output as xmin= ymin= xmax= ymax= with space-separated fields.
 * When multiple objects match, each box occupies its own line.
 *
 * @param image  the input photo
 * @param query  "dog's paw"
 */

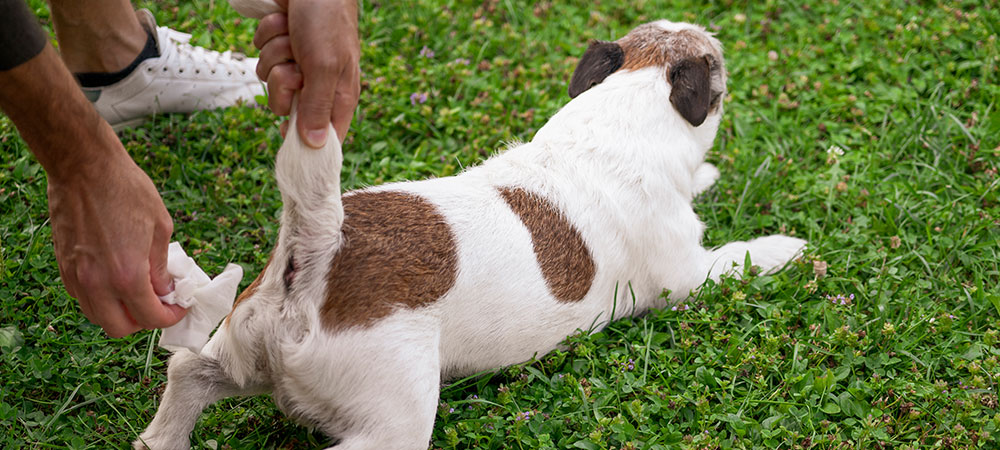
xmin=706 ymin=235 xmax=807 ymax=281
xmin=132 ymin=434 xmax=189 ymax=450
xmin=692 ymin=163 xmax=721 ymax=197
xmin=747 ymin=235 xmax=807 ymax=274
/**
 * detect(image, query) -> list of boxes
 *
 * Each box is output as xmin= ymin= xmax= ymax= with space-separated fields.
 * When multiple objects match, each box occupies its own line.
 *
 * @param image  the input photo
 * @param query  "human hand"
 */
xmin=0 ymin=43 xmax=185 ymax=338
xmin=46 ymin=125 xmax=186 ymax=337
xmin=253 ymin=0 xmax=360 ymax=147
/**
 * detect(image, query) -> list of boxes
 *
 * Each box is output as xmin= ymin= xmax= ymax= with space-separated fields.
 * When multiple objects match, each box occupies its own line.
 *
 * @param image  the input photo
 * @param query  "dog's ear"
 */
xmin=568 ymin=41 xmax=624 ymax=98
xmin=668 ymin=56 xmax=712 ymax=127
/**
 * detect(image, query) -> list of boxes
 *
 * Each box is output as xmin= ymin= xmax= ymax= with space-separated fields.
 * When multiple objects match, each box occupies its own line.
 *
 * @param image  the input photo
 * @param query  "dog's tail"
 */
xmin=228 ymin=0 xmax=347 ymax=287
xmin=273 ymin=99 xmax=345 ymax=252
xmin=206 ymin=97 xmax=344 ymax=386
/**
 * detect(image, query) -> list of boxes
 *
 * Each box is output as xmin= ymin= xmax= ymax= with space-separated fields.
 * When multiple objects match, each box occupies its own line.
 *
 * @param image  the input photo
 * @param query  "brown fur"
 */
xmin=618 ymin=27 xmax=709 ymax=71
xmin=498 ymin=187 xmax=595 ymax=302
xmin=320 ymin=191 xmax=458 ymax=332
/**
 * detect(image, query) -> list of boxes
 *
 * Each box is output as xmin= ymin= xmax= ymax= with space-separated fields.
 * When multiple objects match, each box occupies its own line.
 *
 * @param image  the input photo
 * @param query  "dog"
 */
xmin=134 ymin=9 xmax=807 ymax=450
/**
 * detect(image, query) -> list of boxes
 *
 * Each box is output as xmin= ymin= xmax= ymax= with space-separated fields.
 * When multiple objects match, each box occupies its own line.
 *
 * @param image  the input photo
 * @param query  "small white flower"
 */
xmin=827 ymin=145 xmax=845 ymax=156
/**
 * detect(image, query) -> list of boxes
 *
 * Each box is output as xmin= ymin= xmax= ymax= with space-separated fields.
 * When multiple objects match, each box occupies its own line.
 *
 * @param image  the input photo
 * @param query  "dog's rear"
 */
xmin=136 ymin=107 xmax=440 ymax=446
xmin=134 ymin=101 xmax=352 ymax=450
xmin=135 ymin=107 xmax=348 ymax=450
xmin=134 ymin=1 xmax=351 ymax=446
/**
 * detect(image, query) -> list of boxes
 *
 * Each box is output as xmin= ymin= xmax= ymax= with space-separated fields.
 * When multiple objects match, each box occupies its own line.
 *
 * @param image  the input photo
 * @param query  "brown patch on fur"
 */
xmin=618 ymin=27 xmax=709 ymax=71
xmin=498 ymin=187 xmax=595 ymax=302
xmin=225 ymin=254 xmax=272 ymax=324
xmin=321 ymin=191 xmax=458 ymax=331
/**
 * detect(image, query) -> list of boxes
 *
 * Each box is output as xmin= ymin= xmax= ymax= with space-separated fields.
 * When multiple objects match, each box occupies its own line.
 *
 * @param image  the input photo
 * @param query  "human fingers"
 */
xmin=92 ymin=299 xmax=142 ymax=338
xmin=295 ymin=61 xmax=337 ymax=148
xmin=252 ymin=12 xmax=288 ymax=50
xmin=47 ymin=204 xmax=138 ymax=336
xmin=110 ymin=255 xmax=186 ymax=329
xmin=330 ymin=63 xmax=360 ymax=142
xmin=53 ymin=243 xmax=81 ymax=299
xmin=146 ymin=216 xmax=188 ymax=324
xmin=148 ymin=209 xmax=174 ymax=297
xmin=266 ymin=62 xmax=302 ymax=117
xmin=64 ymin=267 xmax=95 ymax=322
xmin=289 ymin=0 xmax=359 ymax=148
xmin=256 ymin=35 xmax=293 ymax=82
xmin=121 ymin=293 xmax=187 ymax=331
xmin=73 ymin=272 xmax=142 ymax=338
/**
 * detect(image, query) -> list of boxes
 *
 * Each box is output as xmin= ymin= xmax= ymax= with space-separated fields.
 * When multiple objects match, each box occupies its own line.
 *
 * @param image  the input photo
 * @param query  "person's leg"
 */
xmin=48 ymin=0 xmax=147 ymax=74
xmin=45 ymin=1 xmax=265 ymax=131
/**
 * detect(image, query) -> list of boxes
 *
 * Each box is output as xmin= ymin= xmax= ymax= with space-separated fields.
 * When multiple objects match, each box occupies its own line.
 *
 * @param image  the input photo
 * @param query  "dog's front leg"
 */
xmin=691 ymin=162 xmax=720 ymax=197
xmin=133 ymin=350 xmax=257 ymax=450
xmin=701 ymin=235 xmax=807 ymax=282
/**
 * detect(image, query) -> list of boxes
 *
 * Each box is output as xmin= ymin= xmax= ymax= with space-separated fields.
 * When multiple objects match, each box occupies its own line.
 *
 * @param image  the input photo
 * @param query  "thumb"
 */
xmin=149 ymin=235 xmax=187 ymax=321
xmin=296 ymin=71 xmax=336 ymax=149
xmin=149 ymin=228 xmax=173 ymax=297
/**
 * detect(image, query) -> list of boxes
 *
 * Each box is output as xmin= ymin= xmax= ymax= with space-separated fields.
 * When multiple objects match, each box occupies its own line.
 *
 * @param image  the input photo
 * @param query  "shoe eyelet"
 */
xmin=162 ymin=67 xmax=168 ymax=72
xmin=195 ymin=69 xmax=200 ymax=74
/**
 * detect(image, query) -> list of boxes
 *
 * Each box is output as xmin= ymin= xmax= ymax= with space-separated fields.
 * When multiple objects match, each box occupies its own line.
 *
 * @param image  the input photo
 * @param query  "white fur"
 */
xmin=134 ymin=8 xmax=806 ymax=450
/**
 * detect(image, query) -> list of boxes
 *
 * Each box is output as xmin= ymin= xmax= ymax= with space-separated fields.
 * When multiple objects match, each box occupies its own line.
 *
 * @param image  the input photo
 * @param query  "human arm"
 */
xmin=0 ymin=7 xmax=185 ymax=337
xmin=252 ymin=0 xmax=360 ymax=147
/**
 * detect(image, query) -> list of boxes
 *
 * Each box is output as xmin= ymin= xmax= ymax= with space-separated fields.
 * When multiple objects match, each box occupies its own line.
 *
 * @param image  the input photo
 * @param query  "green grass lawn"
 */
xmin=2 ymin=0 xmax=999 ymax=448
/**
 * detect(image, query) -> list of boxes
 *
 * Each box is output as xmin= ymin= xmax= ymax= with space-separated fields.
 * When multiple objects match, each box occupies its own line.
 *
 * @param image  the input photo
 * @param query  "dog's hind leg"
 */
xmin=133 ymin=350 xmax=263 ymax=450
xmin=281 ymin=315 xmax=440 ymax=450
xmin=318 ymin=361 xmax=439 ymax=450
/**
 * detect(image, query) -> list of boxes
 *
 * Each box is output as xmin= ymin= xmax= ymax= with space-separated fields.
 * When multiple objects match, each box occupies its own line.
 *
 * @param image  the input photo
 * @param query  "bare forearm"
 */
xmin=0 ymin=33 xmax=183 ymax=337
xmin=0 ymin=44 xmax=118 ymax=180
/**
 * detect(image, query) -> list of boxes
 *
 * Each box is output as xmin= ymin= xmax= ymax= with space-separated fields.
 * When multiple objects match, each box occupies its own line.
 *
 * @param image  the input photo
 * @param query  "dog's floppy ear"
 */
xmin=668 ymin=56 xmax=712 ymax=126
xmin=568 ymin=41 xmax=624 ymax=98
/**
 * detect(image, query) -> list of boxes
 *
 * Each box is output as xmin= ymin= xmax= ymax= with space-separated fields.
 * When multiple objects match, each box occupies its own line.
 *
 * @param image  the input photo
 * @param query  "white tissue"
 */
xmin=157 ymin=242 xmax=243 ymax=353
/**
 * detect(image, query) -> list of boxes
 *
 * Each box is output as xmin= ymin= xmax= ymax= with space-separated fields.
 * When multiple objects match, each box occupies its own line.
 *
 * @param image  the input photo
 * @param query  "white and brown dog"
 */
xmin=134 ymin=8 xmax=806 ymax=450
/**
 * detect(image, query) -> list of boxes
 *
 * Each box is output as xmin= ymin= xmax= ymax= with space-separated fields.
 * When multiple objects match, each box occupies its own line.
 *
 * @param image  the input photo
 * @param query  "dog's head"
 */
xmin=568 ymin=20 xmax=727 ymax=128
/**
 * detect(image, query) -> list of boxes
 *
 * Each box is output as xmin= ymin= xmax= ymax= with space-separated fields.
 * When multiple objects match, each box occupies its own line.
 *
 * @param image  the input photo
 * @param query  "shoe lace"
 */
xmin=156 ymin=27 xmax=250 ymax=77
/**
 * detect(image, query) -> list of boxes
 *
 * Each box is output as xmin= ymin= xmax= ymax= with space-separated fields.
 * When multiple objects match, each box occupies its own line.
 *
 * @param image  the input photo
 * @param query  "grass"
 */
xmin=2 ymin=0 xmax=999 ymax=448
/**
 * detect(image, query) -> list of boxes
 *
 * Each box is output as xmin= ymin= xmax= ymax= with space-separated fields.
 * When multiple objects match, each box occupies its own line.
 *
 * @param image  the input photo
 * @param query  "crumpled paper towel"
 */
xmin=157 ymin=242 xmax=243 ymax=353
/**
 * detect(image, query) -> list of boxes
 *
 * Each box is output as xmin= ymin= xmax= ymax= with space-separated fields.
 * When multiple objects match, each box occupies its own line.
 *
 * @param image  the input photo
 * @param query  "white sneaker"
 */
xmin=84 ymin=9 xmax=265 ymax=131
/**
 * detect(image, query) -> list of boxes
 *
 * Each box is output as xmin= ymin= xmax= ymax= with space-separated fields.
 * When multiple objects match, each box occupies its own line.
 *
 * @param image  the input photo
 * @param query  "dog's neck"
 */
xmin=534 ymin=68 xmax=720 ymax=180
